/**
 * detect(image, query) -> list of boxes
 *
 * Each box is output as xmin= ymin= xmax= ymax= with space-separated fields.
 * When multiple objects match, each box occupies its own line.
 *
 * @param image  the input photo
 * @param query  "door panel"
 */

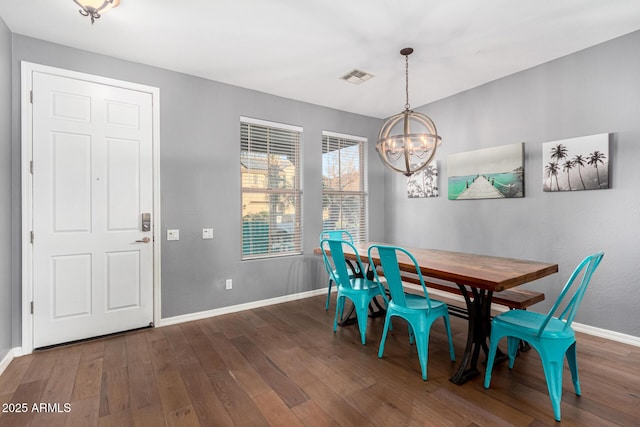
xmin=105 ymin=100 xmax=139 ymax=128
xmin=50 ymin=91 xmax=91 ymax=122
xmin=52 ymin=132 xmax=92 ymax=233
xmin=52 ymin=254 xmax=92 ymax=318
xmin=32 ymin=71 xmax=154 ymax=348
xmin=106 ymin=138 xmax=140 ymax=230
xmin=106 ymin=251 xmax=141 ymax=310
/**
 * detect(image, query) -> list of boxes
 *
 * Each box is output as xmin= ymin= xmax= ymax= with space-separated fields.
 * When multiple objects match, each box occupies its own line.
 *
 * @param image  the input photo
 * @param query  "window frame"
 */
xmin=240 ymin=117 xmax=303 ymax=260
xmin=321 ymin=130 xmax=368 ymax=242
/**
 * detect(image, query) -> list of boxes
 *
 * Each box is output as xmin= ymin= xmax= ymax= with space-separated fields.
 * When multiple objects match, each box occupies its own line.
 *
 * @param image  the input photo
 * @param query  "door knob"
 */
xmin=135 ymin=237 xmax=151 ymax=243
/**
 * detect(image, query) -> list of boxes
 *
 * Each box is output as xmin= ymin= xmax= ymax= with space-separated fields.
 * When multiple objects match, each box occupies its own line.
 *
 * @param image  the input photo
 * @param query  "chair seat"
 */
xmin=400 ymin=294 xmax=448 ymax=311
xmin=494 ymin=310 xmax=575 ymax=339
xmin=340 ymin=277 xmax=380 ymax=292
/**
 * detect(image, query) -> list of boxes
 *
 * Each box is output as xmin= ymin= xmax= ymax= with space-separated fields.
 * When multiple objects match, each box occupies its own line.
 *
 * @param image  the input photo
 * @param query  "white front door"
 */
xmin=30 ymin=70 xmax=155 ymax=348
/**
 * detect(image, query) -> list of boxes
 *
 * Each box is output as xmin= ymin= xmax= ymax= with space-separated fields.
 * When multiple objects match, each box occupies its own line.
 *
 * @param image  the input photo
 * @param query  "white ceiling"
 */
xmin=1 ymin=0 xmax=640 ymax=118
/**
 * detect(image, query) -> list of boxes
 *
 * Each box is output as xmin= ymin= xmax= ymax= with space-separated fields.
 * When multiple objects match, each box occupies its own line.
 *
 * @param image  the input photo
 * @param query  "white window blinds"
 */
xmin=322 ymin=132 xmax=367 ymax=242
xmin=241 ymin=118 xmax=302 ymax=259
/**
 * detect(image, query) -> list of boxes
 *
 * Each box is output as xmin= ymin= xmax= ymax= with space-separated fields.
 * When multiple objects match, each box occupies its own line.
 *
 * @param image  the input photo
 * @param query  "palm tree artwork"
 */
xmin=542 ymin=134 xmax=609 ymax=192
xmin=587 ymin=150 xmax=607 ymax=188
xmin=550 ymin=144 xmax=569 ymax=165
xmin=545 ymin=162 xmax=560 ymax=191
xmin=562 ymin=160 xmax=574 ymax=190
xmin=407 ymin=163 xmax=439 ymax=198
xmin=572 ymin=154 xmax=587 ymax=190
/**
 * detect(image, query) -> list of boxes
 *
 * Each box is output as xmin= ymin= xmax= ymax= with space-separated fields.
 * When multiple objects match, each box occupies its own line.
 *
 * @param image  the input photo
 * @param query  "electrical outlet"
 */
xmin=202 ymin=228 xmax=213 ymax=239
xmin=167 ymin=229 xmax=179 ymax=241
xmin=225 ymin=279 xmax=232 ymax=290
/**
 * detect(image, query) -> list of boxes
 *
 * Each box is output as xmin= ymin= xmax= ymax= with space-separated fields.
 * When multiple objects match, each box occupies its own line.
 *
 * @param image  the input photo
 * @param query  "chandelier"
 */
xmin=376 ymin=48 xmax=441 ymax=177
xmin=74 ymin=0 xmax=120 ymax=24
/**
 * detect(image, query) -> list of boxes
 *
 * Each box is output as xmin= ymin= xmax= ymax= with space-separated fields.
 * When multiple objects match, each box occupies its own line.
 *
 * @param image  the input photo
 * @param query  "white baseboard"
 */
xmin=0 ymin=347 xmax=22 ymax=377
xmin=142 ymin=285 xmax=640 ymax=348
xmin=572 ymin=323 xmax=640 ymax=347
xmin=414 ymin=285 xmax=640 ymax=348
xmin=158 ymin=288 xmax=328 ymax=327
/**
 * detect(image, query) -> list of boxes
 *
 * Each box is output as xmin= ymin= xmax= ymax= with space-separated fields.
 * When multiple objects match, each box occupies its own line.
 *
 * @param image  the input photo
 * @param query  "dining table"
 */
xmin=315 ymin=241 xmax=559 ymax=385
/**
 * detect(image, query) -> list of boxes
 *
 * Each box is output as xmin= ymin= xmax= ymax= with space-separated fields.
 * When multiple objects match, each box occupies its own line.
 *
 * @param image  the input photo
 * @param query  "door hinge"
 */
xmin=30 ymin=301 xmax=34 ymax=314
xmin=30 ymin=231 xmax=34 ymax=244
xmin=30 ymin=160 xmax=34 ymax=174
xmin=30 ymin=90 xmax=33 ymax=104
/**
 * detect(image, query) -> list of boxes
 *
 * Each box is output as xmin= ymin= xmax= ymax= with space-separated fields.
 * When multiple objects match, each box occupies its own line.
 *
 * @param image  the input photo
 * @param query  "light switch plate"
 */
xmin=202 ymin=228 xmax=213 ymax=239
xmin=167 ymin=229 xmax=179 ymax=241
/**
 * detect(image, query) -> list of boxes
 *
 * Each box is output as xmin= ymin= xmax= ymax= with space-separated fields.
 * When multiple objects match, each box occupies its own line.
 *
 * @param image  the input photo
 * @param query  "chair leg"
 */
xmin=539 ymin=350 xmax=566 ymax=422
xmin=484 ymin=332 xmax=501 ymax=388
xmin=378 ymin=313 xmax=392 ymax=358
xmin=325 ymin=279 xmax=333 ymax=311
xmin=566 ymin=341 xmax=581 ymax=396
xmin=507 ymin=336 xmax=520 ymax=369
xmin=354 ymin=298 xmax=370 ymax=345
xmin=442 ymin=313 xmax=456 ymax=361
xmin=412 ymin=324 xmax=430 ymax=381
xmin=408 ymin=324 xmax=415 ymax=345
xmin=333 ymin=295 xmax=344 ymax=333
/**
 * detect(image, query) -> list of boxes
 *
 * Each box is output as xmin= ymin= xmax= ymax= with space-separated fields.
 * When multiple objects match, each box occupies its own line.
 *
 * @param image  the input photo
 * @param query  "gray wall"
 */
xmin=386 ymin=30 xmax=640 ymax=337
xmin=0 ymin=17 xmax=12 ymax=359
xmin=7 ymin=28 xmax=638 ymax=347
xmin=10 ymin=35 xmax=384 ymax=337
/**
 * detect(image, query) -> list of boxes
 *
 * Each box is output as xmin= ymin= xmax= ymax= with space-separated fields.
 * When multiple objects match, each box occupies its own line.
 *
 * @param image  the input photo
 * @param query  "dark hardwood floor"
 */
xmin=1 ymin=294 xmax=638 ymax=426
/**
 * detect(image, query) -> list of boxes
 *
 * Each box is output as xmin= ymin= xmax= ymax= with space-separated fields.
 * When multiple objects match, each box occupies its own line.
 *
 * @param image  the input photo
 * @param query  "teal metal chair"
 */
xmin=484 ymin=252 xmax=604 ymax=421
xmin=368 ymin=245 xmax=455 ymax=380
xmin=321 ymin=238 xmax=386 ymax=345
xmin=319 ymin=230 xmax=356 ymax=310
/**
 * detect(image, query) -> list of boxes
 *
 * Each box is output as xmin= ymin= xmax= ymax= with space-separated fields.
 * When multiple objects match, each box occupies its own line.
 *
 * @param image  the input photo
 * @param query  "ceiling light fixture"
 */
xmin=376 ymin=48 xmax=442 ymax=177
xmin=74 ymin=0 xmax=120 ymax=24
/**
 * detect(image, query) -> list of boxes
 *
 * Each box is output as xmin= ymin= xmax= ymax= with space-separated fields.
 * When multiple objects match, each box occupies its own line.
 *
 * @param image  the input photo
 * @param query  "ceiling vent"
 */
xmin=340 ymin=69 xmax=374 ymax=85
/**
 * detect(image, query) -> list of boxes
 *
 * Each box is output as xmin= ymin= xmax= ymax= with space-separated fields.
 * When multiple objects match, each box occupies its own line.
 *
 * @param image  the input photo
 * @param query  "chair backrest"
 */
xmin=319 ymin=230 xmax=354 ymax=275
xmin=320 ymin=238 xmax=368 ymax=288
xmin=538 ymin=251 xmax=604 ymax=336
xmin=318 ymin=229 xmax=354 ymax=245
xmin=320 ymin=238 xmax=361 ymax=287
xmin=368 ymin=244 xmax=433 ymax=310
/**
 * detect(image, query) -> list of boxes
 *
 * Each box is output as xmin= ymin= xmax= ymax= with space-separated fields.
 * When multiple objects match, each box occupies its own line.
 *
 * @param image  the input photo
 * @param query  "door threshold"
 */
xmin=34 ymin=324 xmax=154 ymax=352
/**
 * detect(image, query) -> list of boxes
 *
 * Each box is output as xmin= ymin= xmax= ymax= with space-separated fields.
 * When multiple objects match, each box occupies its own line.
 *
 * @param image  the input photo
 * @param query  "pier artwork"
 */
xmin=457 ymin=175 xmax=504 ymax=199
xmin=447 ymin=142 xmax=525 ymax=200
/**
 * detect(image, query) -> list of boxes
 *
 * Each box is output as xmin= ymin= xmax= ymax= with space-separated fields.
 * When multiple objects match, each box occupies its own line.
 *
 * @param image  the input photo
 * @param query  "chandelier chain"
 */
xmin=404 ymin=54 xmax=410 ymax=110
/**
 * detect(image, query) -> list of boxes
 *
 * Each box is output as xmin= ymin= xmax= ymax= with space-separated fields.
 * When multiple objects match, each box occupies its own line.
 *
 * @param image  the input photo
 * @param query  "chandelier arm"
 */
xmin=74 ymin=0 xmax=119 ymax=24
xmin=402 ymin=111 xmax=411 ymax=174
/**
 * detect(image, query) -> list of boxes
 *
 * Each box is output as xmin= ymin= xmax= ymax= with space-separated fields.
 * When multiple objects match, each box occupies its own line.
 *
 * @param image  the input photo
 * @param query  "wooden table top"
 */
xmin=315 ymin=242 xmax=558 ymax=292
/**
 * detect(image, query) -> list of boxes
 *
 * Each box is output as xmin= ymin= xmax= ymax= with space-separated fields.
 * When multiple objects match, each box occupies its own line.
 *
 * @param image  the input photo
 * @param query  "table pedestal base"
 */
xmin=449 ymin=285 xmax=501 ymax=385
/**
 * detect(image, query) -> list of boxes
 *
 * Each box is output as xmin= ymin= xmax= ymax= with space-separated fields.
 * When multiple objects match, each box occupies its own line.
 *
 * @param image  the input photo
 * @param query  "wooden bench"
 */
xmin=365 ymin=265 xmax=545 ymax=354
xmin=375 ymin=269 xmax=545 ymax=317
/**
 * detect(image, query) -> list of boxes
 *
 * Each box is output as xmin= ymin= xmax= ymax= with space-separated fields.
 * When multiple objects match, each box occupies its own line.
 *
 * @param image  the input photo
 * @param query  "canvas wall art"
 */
xmin=542 ymin=133 xmax=609 ymax=192
xmin=448 ymin=143 xmax=524 ymax=200
xmin=407 ymin=162 xmax=438 ymax=198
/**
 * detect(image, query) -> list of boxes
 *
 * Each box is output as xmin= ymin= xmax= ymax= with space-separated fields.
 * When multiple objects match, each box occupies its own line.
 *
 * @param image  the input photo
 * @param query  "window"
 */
xmin=241 ymin=117 xmax=302 ymax=259
xmin=322 ymin=131 xmax=367 ymax=242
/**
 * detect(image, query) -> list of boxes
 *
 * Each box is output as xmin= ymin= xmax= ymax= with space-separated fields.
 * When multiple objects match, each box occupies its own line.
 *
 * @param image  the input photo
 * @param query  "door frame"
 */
xmin=20 ymin=62 xmax=162 ymax=354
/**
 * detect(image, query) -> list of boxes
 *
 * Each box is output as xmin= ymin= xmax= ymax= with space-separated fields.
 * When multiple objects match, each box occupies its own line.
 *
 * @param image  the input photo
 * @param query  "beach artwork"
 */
xmin=448 ymin=143 xmax=524 ymax=200
xmin=542 ymin=133 xmax=609 ymax=192
xmin=407 ymin=162 xmax=438 ymax=198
